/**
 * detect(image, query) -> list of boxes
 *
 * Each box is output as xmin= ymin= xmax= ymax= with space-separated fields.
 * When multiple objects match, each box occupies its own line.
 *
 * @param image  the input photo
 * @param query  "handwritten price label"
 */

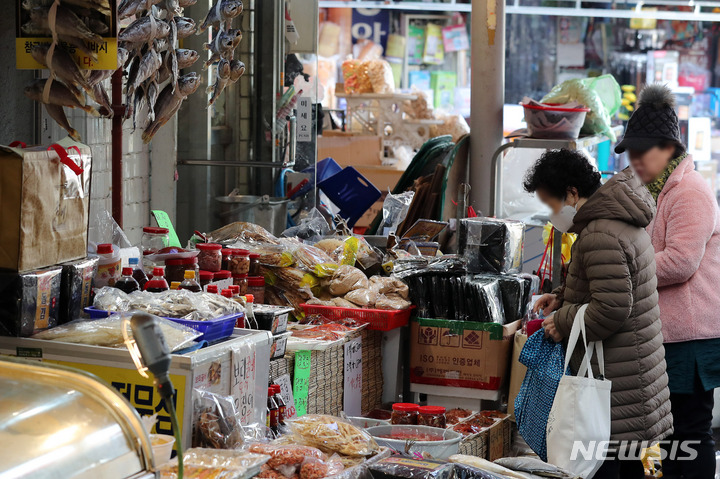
xmin=231 ymin=344 xmax=256 ymax=425
xmin=293 ymin=350 xmax=312 ymax=417
xmin=273 ymin=374 xmax=298 ymax=420
xmin=343 ymin=338 xmax=362 ymax=416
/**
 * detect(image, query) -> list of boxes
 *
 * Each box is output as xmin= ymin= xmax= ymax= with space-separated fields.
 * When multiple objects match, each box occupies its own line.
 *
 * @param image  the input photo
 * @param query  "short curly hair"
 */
xmin=523 ymin=149 xmax=602 ymax=200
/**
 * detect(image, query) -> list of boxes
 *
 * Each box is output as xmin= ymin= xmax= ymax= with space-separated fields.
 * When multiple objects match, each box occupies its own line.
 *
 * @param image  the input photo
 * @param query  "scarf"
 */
xmin=646 ymin=153 xmax=687 ymax=202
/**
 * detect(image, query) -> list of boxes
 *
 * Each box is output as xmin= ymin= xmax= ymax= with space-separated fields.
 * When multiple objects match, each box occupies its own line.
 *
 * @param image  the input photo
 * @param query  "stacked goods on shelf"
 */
xmin=269 ymin=355 xmax=295 ymax=383
xmin=362 ymin=329 xmax=384 ymax=414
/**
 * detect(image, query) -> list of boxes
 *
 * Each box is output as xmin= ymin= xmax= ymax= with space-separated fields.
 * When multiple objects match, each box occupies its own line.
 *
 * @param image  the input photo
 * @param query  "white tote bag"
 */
xmin=546 ymin=304 xmax=612 ymax=479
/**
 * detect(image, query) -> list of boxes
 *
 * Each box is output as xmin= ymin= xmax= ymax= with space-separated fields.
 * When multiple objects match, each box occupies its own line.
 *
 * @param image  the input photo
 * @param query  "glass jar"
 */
xmin=229 ymin=249 xmax=250 ymax=275
xmin=141 ymin=227 xmax=169 ymax=255
xmin=199 ymin=271 xmax=214 ymax=289
xmin=418 ymin=406 xmax=447 ymax=428
xmin=183 ymin=257 xmax=199 ymax=277
xmin=391 ymin=403 xmax=419 ymax=425
xmin=196 ymin=243 xmax=222 ymax=272
xmin=249 ymin=253 xmax=261 ymax=276
xmin=165 ymin=259 xmax=186 ymax=283
xmin=248 ymin=276 xmax=265 ymax=304
xmin=221 ymin=248 xmax=234 ymax=271
xmin=233 ymin=273 xmax=248 ymax=295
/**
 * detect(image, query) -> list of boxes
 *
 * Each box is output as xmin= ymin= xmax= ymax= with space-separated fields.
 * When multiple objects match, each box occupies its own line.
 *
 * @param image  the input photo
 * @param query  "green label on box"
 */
xmin=16 ymin=347 xmax=42 ymax=358
xmin=293 ymin=350 xmax=312 ymax=417
xmin=415 ymin=317 xmax=504 ymax=340
xmin=152 ymin=210 xmax=181 ymax=247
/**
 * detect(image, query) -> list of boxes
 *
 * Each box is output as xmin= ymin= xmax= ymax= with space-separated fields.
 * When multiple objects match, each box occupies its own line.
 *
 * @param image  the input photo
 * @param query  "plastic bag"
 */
xmin=250 ymin=443 xmax=330 ymax=478
xmin=157 ymin=448 xmax=270 ymax=479
xmin=282 ymin=208 xmax=332 ymax=242
xmin=194 ymin=389 xmax=245 ymax=449
xmin=403 ymin=89 xmax=434 ymax=120
xmin=32 ymin=314 xmax=202 ymax=351
xmin=366 ymin=59 xmax=394 ymax=94
xmin=88 ymin=209 xmax=132 ymax=250
xmin=381 ymin=191 xmax=414 ymax=235
xmin=430 ymin=114 xmax=470 ymax=143
xmin=369 ymin=458 xmax=454 ymax=479
xmin=541 ymin=75 xmax=621 ymax=141
xmin=290 ymin=243 xmax=337 ymax=276
xmin=328 ymin=265 xmax=369 ymax=296
xmin=342 ymin=59 xmax=372 ymax=94
xmin=300 ymin=456 xmax=345 ymax=479
xmin=458 ymin=217 xmax=525 ymax=274
xmin=374 ymin=294 xmax=411 ymax=311
xmin=369 ymin=276 xmax=409 ymax=300
xmin=289 ymin=415 xmax=379 ymax=457
xmin=344 ymin=288 xmax=378 ymax=308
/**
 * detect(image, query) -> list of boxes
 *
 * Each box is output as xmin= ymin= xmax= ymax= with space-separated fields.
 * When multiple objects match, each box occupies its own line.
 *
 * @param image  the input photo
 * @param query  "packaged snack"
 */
xmin=366 ymin=60 xmax=395 ymax=94
xmin=342 ymin=59 xmax=372 ymax=94
xmin=345 ymin=288 xmax=378 ymax=308
xmin=193 ymin=389 xmax=245 ymax=449
xmin=0 ymin=267 xmax=62 ymax=336
xmin=328 ymin=265 xmax=368 ymax=296
xmin=289 ymin=415 xmax=379 ymax=457
xmin=59 ymin=257 xmax=99 ymax=324
xmin=157 ymin=448 xmax=270 ymax=479
xmin=369 ymin=457 xmax=454 ymax=479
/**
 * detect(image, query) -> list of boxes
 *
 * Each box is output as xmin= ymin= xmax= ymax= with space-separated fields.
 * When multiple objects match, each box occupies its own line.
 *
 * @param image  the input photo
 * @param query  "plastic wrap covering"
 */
xmin=249 ymin=444 xmax=344 ymax=479
xmin=289 ymin=415 xmax=380 ymax=457
xmin=369 ymin=458 xmax=454 ymax=479
xmin=59 ymin=257 xmax=99 ymax=324
xmin=381 ymin=192 xmax=414 ymax=235
xmin=194 ymin=389 xmax=246 ymax=449
xmin=499 ymin=147 xmax=549 ymax=219
xmin=476 ymin=274 xmax=527 ymax=322
xmin=157 ymin=448 xmax=271 ymax=479
xmin=207 ymin=222 xmax=282 ymax=245
xmin=282 ymin=209 xmax=333 ymax=242
xmin=32 ymin=314 xmax=202 ymax=351
xmin=459 ymin=218 xmax=525 ymax=274
xmin=93 ymin=287 xmax=243 ymax=320
xmin=452 ymin=464 xmax=511 ymax=479
xmin=0 ymin=266 xmax=62 ymax=337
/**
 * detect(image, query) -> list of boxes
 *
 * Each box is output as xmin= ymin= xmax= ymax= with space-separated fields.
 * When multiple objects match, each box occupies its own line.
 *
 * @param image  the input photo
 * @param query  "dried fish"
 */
xmin=30 ymin=6 xmax=104 ymax=45
xmin=30 ymin=43 xmax=93 ymax=97
xmin=203 ymin=29 xmax=241 ymax=68
xmin=168 ymin=20 xmax=179 ymax=91
xmin=59 ymin=34 xmax=100 ymax=61
xmin=87 ymin=48 xmax=129 ymax=86
xmin=179 ymin=0 xmax=197 ymax=6
xmin=207 ymin=58 xmax=231 ymax=106
xmin=85 ymin=17 xmax=110 ymax=35
xmin=118 ymin=0 xmax=163 ymax=20
xmin=164 ymin=0 xmax=182 ymax=18
xmin=119 ymin=15 xmax=170 ymax=44
xmin=198 ymin=0 xmax=242 ymax=34
xmin=90 ymin=83 xmax=113 ymax=118
xmin=44 ymin=103 xmax=81 ymax=141
xmin=24 ymin=78 xmax=100 ymax=117
xmin=132 ymin=83 xmax=146 ymax=130
xmin=124 ymin=55 xmax=141 ymax=119
xmin=147 ymin=80 xmax=159 ymax=122
xmin=130 ymin=48 xmax=162 ymax=93
xmin=62 ymin=0 xmax=112 ymax=16
xmin=143 ymin=72 xmax=200 ymax=143
xmin=177 ymin=49 xmax=199 ymax=69
xmin=22 ymin=0 xmax=53 ymax=10
xmin=21 ymin=21 xmax=51 ymax=36
xmin=228 ymin=59 xmax=245 ymax=83
xmin=175 ymin=16 xmax=197 ymax=39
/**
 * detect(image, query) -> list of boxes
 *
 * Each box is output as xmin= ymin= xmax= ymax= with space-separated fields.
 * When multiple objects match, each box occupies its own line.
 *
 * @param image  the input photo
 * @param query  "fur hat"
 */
xmin=615 ymin=84 xmax=683 ymax=154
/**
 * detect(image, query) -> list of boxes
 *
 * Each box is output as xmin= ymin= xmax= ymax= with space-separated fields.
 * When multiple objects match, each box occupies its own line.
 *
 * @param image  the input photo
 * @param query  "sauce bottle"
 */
xmin=145 ymin=267 xmax=170 ymax=292
xmin=207 ymin=284 xmax=219 ymax=294
xmin=129 ymin=257 xmax=148 ymax=290
xmin=229 ymin=285 xmax=240 ymax=297
xmin=272 ymin=384 xmax=286 ymax=426
xmin=244 ymin=294 xmax=256 ymax=329
xmin=115 ymin=267 xmax=140 ymax=294
xmin=170 ymin=282 xmax=181 ymax=290
xmin=267 ymin=387 xmax=279 ymax=433
xmin=179 ymin=270 xmax=202 ymax=292
xmin=221 ymin=289 xmax=233 ymax=299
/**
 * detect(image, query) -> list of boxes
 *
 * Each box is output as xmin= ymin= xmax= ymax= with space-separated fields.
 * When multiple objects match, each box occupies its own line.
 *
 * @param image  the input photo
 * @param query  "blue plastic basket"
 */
xmin=83 ymin=307 xmax=242 ymax=343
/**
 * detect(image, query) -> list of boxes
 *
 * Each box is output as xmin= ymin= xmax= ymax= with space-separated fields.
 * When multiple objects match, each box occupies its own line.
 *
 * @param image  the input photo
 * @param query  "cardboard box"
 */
xmin=317 ymin=134 xmax=383 ymax=167
xmin=410 ymin=319 xmax=517 ymax=390
xmin=0 ymin=138 xmax=91 ymax=272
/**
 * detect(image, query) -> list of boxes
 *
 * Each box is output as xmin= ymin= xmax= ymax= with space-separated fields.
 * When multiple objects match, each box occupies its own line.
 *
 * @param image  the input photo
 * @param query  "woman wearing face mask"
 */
xmin=525 ymin=149 xmax=672 ymax=479
xmin=617 ymin=84 xmax=720 ymax=478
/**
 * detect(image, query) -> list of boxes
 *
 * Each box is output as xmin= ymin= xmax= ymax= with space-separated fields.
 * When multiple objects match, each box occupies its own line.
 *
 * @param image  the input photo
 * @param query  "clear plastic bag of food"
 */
xmin=328 ymin=265 xmax=369 ymax=296
xmin=430 ymin=114 xmax=470 ymax=143
xmin=290 ymin=244 xmax=338 ymax=277
xmin=369 ymin=276 xmax=409 ymax=300
xmin=250 ymin=443 xmax=328 ymax=477
xmin=458 ymin=217 xmax=525 ymax=274
xmin=344 ymin=288 xmax=378 ymax=308
xmin=381 ymin=191 xmax=414 ymax=235
xmin=374 ymin=294 xmax=411 ymax=311
xmin=369 ymin=457 xmax=454 ymax=479
xmin=32 ymin=313 xmax=201 ymax=351
xmin=403 ymin=89 xmax=434 ymax=120
xmin=282 ymin=208 xmax=332 ymax=242
xmin=337 ymin=237 xmax=360 ymax=267
xmin=342 ymin=59 xmax=372 ymax=94
xmin=289 ymin=415 xmax=379 ymax=457
xmin=207 ymin=221 xmax=281 ymax=245
xmin=194 ymin=389 xmax=245 ymax=449
xmin=157 ymin=448 xmax=270 ymax=479
xmin=366 ymin=59 xmax=394 ymax=94
xmin=300 ymin=456 xmax=345 ymax=479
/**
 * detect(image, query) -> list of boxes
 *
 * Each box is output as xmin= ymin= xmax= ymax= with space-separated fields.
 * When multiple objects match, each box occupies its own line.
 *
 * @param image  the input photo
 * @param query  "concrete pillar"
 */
xmin=470 ymin=0 xmax=505 ymax=216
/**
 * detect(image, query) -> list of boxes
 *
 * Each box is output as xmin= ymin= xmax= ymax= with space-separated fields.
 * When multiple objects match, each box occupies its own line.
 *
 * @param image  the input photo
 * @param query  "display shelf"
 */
xmin=410 ymin=383 xmax=502 ymax=411
xmin=337 ymin=92 xmax=418 ymax=101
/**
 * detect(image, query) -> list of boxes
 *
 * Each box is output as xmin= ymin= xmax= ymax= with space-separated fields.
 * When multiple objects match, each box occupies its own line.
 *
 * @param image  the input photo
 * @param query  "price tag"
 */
xmin=297 ymin=97 xmax=312 ymax=143
xmin=231 ymin=343 xmax=256 ymax=425
xmin=273 ymin=374 xmax=298 ymax=420
xmin=293 ymin=350 xmax=312 ymax=417
xmin=151 ymin=210 xmax=181 ymax=247
xmin=343 ymin=337 xmax=362 ymax=416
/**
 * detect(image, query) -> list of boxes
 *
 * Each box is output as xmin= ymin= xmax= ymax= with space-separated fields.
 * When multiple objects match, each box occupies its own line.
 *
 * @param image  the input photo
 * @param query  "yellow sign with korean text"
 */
xmin=16 ymin=38 xmax=118 ymax=70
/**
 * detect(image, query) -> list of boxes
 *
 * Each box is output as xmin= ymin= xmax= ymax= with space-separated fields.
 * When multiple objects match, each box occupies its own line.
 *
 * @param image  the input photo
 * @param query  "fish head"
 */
xmin=23 ymin=80 xmax=43 ymax=100
xmin=178 ymin=49 xmax=199 ymax=64
xmin=30 ymin=7 xmax=48 ymax=22
xmin=231 ymin=60 xmax=246 ymax=75
xmin=221 ymin=1 xmax=243 ymax=18
xmin=219 ymin=32 xmax=235 ymax=50
xmin=228 ymin=29 xmax=243 ymax=46
xmin=178 ymin=72 xmax=202 ymax=96
xmin=117 ymin=47 xmax=130 ymax=67
xmin=30 ymin=42 xmax=50 ymax=63
xmin=158 ymin=21 xmax=171 ymax=37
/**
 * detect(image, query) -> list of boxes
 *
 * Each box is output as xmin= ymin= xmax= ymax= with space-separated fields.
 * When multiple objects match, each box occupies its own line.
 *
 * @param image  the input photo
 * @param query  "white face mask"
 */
xmin=549 ymin=201 xmax=578 ymax=234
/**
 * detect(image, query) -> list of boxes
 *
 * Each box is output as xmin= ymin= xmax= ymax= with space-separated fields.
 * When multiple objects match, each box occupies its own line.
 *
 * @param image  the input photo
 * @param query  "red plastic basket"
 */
xmin=300 ymin=304 xmax=414 ymax=331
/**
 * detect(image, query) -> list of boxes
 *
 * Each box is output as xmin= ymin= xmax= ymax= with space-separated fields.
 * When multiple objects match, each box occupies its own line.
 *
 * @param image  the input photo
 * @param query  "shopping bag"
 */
xmin=546 ymin=304 xmax=612 ymax=479
xmin=514 ymin=328 xmax=566 ymax=461
xmin=507 ymin=330 xmax=528 ymax=419
xmin=0 ymin=138 xmax=91 ymax=272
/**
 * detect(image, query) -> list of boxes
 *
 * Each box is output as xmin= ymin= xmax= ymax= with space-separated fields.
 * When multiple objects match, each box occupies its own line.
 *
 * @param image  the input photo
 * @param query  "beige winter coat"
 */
xmin=553 ymin=168 xmax=673 ymax=442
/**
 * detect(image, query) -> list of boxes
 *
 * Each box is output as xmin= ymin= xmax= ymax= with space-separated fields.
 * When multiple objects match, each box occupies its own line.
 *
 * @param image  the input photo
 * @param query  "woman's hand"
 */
xmin=533 ymin=293 xmax=562 ymax=317
xmin=543 ymin=315 xmax=563 ymax=342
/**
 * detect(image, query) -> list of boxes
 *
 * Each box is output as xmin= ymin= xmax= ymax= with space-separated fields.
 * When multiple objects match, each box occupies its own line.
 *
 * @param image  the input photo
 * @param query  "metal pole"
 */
xmin=470 ymin=0 xmax=505 ymax=216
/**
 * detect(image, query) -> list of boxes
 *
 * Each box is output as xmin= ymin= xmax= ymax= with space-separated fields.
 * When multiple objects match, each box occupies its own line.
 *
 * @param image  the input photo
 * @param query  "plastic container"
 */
xmin=84 ymin=307 xmax=242 ymax=342
xmin=196 ymin=243 xmax=222 ymax=272
xmin=199 ymin=271 xmax=214 ymax=289
xmin=229 ymin=249 xmax=250 ymax=275
xmin=221 ymin=248 xmax=234 ymax=271
xmin=522 ymin=102 xmax=590 ymax=140
xmin=299 ymin=304 xmax=414 ymax=332
xmin=366 ymin=425 xmax=462 ymax=459
xmin=418 ymin=406 xmax=447 ymax=428
xmin=233 ymin=273 xmax=248 ymax=295
xmin=141 ymin=227 xmax=169 ymax=273
xmin=115 ymin=268 xmax=140 ymax=294
xmin=254 ymin=305 xmax=291 ymax=334
xmin=247 ymin=276 xmax=265 ymax=304
xmin=95 ymin=243 xmax=122 ymax=288
xmin=150 ymin=434 xmax=176 ymax=465
xmin=391 ymin=403 xmax=419 ymax=425
xmin=145 ymin=267 xmax=170 ymax=292
xmin=270 ymin=331 xmax=291 ymax=359
xmin=179 ymin=270 xmax=202 ymax=292
xmin=249 ymin=253 xmax=260 ymax=276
